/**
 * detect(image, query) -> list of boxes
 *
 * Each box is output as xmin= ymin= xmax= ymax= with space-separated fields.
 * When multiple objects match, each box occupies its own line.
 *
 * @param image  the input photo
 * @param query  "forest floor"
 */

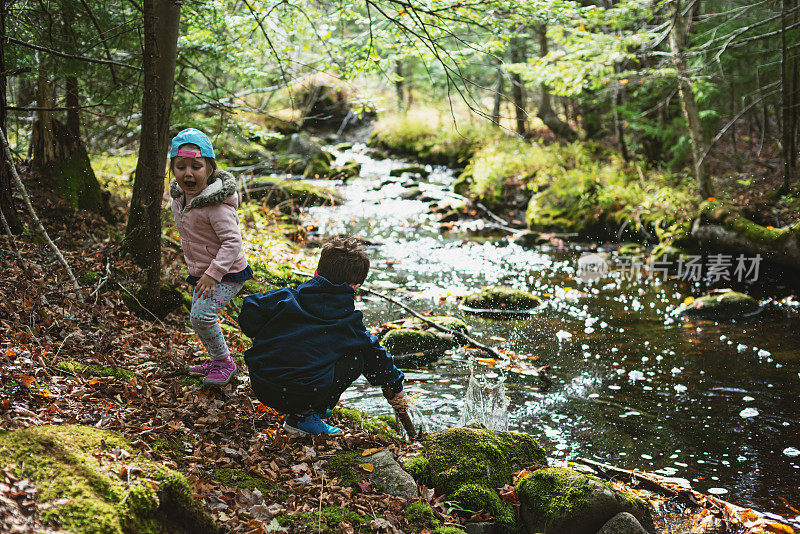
xmin=1 ymin=166 xmax=797 ymax=534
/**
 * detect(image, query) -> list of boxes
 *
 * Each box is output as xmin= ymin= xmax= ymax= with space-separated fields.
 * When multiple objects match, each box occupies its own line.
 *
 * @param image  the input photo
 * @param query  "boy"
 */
xmin=238 ymin=236 xmax=405 ymax=436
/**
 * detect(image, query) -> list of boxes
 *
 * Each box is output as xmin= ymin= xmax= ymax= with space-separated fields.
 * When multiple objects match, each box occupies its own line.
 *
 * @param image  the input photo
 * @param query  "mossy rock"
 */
xmin=516 ymin=467 xmax=652 ymax=534
xmin=0 ymin=425 xmax=220 ymax=534
xmin=419 ymin=427 xmax=546 ymax=496
xmin=679 ymin=290 xmax=760 ymax=320
xmin=329 ymin=160 xmax=361 ymax=181
xmin=452 ymin=172 xmax=473 ymax=197
xmin=451 ymin=483 xmax=515 ymax=526
xmin=276 ymin=505 xmax=369 ymax=533
xmin=390 ymin=165 xmax=430 ymax=179
xmin=332 ymin=406 xmax=400 ymax=441
xmin=55 ymin=361 xmax=134 ymax=381
xmin=461 ymin=286 xmax=541 ymax=312
xmin=381 ymin=329 xmax=455 ymax=356
xmin=242 ymin=177 xmax=342 ymax=207
xmin=525 ymin=175 xmax=603 ymax=237
xmin=405 ymin=502 xmax=440 ymax=532
xmin=333 ymin=142 xmax=354 ymax=151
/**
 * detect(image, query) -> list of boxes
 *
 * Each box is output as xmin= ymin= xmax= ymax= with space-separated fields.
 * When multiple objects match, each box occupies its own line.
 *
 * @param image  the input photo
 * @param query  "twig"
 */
xmin=91 ymin=258 xmax=112 ymax=304
xmin=0 ymin=129 xmax=84 ymax=302
xmin=0 ymin=206 xmax=25 ymax=269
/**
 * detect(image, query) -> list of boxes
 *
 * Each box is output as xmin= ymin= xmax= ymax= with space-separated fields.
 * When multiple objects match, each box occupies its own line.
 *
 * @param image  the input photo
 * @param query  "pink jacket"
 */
xmin=170 ymin=169 xmax=248 ymax=282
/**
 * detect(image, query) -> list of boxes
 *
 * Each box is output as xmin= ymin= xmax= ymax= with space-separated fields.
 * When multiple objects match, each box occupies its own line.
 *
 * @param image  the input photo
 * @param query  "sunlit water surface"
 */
xmin=299 ymin=145 xmax=800 ymax=517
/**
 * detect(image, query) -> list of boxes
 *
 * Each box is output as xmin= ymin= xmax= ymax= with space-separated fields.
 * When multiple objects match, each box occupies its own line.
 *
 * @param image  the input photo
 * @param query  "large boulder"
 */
xmin=516 ymin=468 xmax=653 ymax=534
xmin=404 ymin=428 xmax=546 ymax=531
xmin=407 ymin=427 xmax=546 ymax=496
xmin=679 ymin=290 xmax=760 ymax=320
xmin=462 ymin=286 xmax=541 ymax=313
xmin=0 ymin=425 xmax=220 ymax=534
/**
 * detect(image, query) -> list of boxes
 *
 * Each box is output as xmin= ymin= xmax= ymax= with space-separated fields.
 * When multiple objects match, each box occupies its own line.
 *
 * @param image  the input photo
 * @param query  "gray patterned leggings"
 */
xmin=190 ymin=280 xmax=245 ymax=361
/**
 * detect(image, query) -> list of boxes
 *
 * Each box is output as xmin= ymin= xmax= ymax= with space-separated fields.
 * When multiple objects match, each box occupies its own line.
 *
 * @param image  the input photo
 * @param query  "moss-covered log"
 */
xmin=692 ymin=200 xmax=800 ymax=269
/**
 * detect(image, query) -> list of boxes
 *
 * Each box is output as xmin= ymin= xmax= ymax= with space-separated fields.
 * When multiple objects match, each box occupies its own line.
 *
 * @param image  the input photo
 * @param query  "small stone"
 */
xmin=597 ymin=512 xmax=649 ymax=534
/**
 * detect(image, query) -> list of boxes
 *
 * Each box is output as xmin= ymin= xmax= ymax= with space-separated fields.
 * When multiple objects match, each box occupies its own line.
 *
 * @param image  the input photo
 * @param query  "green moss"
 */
xmin=368 ymin=111 xmax=484 ymax=166
xmin=432 ymin=527 xmax=466 ymax=534
xmin=321 ymin=451 xmax=362 ymax=488
xmin=405 ymin=502 xmax=440 ymax=532
xmin=276 ymin=506 xmax=369 ymax=532
xmin=330 ymin=160 xmax=361 ymax=180
xmin=423 ymin=428 xmax=546 ymax=495
xmin=151 ymin=437 xmax=186 ymax=464
xmin=699 ymin=199 xmax=792 ymax=244
xmin=380 ymin=328 xmax=454 ymax=355
xmin=462 ymin=287 xmax=541 ymax=311
xmin=390 ymin=165 xmax=430 ymax=178
xmin=516 ymin=467 xmax=647 ymax=533
xmin=244 ymin=177 xmax=342 ymax=207
xmin=211 ymin=468 xmax=284 ymax=498
xmin=249 ymin=261 xmax=309 ymax=292
xmin=516 ymin=467 xmax=593 ymax=531
xmin=333 ymin=406 xmax=401 ymax=441
xmin=78 ymin=270 xmax=102 ymax=285
xmin=0 ymin=425 xmax=217 ymax=534
xmin=680 ymin=290 xmax=760 ymax=319
xmin=402 ymin=456 xmax=431 ymax=486
xmin=56 ymin=361 xmax=134 ymax=381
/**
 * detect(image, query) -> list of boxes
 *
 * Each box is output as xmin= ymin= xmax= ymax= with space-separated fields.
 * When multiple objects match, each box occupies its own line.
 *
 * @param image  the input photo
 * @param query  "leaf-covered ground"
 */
xmin=1 ymin=171 xmax=796 ymax=533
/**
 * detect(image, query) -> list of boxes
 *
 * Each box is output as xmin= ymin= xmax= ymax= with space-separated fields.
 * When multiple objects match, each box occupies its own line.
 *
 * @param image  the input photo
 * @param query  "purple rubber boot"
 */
xmin=203 ymin=358 xmax=236 ymax=386
xmin=188 ymin=361 xmax=214 ymax=376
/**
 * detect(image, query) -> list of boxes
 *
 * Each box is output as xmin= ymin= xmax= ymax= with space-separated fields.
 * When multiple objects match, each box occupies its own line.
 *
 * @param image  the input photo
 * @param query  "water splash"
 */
xmin=459 ymin=358 xmax=510 ymax=431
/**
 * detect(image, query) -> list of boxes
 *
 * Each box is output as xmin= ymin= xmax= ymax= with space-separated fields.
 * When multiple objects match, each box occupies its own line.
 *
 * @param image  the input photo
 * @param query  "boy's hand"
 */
xmin=387 ymin=390 xmax=407 ymax=411
xmin=195 ymin=274 xmax=216 ymax=299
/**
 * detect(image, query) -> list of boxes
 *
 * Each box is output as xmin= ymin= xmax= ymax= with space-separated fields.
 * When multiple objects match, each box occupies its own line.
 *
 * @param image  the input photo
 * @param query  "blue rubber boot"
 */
xmin=284 ymin=413 xmax=341 ymax=436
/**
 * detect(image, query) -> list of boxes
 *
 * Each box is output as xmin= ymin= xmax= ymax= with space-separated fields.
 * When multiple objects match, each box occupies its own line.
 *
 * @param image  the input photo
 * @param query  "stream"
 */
xmin=298 ymin=144 xmax=800 ymax=518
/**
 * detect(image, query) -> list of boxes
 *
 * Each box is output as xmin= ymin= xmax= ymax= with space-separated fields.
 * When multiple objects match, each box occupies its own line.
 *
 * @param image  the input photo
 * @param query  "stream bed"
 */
xmin=300 ymin=144 xmax=800 ymax=518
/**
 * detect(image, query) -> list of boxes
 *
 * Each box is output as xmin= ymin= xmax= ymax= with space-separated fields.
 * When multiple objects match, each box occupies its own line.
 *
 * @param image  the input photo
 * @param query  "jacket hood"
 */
xmin=170 ymin=169 xmax=237 ymax=208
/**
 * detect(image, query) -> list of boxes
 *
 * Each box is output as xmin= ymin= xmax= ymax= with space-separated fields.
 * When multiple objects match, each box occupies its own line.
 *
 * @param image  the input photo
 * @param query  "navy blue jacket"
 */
xmin=239 ymin=275 xmax=403 ymax=412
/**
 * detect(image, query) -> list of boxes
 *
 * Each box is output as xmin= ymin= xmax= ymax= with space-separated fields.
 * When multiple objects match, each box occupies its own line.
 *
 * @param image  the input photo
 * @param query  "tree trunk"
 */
xmin=509 ymin=34 xmax=527 ymax=136
xmin=32 ymin=65 xmax=56 ymax=173
xmin=669 ymin=0 xmax=712 ymax=198
xmin=536 ymin=26 xmax=578 ymax=142
xmin=395 ymin=60 xmax=404 ymax=112
xmin=124 ymin=0 xmax=181 ymax=306
xmin=491 ymin=60 xmax=503 ymax=126
xmin=780 ymin=0 xmax=793 ymax=193
xmin=66 ymin=76 xmax=80 ymax=139
xmin=0 ymin=0 xmax=22 ymax=233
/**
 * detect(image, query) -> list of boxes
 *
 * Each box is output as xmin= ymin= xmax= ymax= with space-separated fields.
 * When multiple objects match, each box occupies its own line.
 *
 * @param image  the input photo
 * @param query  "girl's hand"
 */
xmin=195 ymin=274 xmax=216 ymax=300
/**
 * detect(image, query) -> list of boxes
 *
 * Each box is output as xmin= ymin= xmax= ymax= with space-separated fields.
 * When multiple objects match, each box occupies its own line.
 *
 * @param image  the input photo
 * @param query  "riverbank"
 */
xmin=368 ymin=107 xmax=800 ymax=275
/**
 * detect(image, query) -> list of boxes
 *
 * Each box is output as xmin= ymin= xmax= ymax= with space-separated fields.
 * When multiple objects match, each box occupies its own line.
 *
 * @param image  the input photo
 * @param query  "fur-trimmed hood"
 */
xmin=170 ymin=169 xmax=237 ymax=209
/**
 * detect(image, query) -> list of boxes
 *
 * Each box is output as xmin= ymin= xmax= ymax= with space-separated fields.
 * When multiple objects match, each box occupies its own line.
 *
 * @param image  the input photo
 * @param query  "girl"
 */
xmin=169 ymin=128 xmax=253 ymax=386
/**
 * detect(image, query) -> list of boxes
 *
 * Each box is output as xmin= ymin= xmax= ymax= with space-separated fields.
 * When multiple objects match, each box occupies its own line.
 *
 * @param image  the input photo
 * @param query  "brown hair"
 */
xmin=317 ymin=236 xmax=370 ymax=286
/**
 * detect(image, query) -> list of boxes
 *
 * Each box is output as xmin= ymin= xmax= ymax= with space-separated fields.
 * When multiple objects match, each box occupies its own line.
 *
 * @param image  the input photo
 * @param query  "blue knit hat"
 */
xmin=170 ymin=128 xmax=215 ymax=159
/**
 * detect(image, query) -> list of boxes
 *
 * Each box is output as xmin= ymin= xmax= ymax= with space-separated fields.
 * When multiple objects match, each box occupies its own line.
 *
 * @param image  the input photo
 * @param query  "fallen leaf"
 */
xmin=20 ymin=376 xmax=35 ymax=388
xmin=358 ymin=463 xmax=374 ymax=472
xmin=362 ymin=448 xmax=383 ymax=456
